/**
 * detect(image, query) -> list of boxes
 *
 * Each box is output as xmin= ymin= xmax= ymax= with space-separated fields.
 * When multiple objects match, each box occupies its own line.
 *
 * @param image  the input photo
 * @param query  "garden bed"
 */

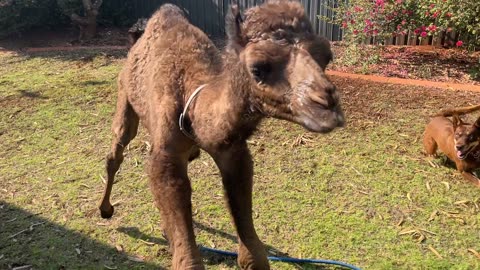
xmin=331 ymin=43 xmax=480 ymax=85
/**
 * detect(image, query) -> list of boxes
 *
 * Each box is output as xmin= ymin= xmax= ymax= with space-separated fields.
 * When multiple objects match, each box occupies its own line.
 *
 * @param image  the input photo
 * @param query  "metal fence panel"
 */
xmin=118 ymin=0 xmax=341 ymax=40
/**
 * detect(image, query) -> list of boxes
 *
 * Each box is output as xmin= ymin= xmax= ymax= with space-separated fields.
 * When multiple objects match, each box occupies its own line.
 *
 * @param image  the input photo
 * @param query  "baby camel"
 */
xmin=99 ymin=2 xmax=344 ymax=269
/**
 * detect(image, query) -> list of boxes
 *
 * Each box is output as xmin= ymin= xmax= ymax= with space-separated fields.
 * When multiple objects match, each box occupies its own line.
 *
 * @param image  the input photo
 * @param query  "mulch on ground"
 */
xmin=331 ymin=43 xmax=480 ymax=86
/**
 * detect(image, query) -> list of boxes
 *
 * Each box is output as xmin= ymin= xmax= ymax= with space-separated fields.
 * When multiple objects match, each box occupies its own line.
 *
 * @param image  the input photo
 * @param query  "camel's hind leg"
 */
xmin=99 ymin=93 xmax=139 ymax=218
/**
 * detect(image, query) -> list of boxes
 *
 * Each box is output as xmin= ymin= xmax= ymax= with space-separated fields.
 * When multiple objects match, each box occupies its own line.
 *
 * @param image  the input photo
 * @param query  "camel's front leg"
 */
xmin=212 ymin=143 xmax=270 ymax=270
xmin=149 ymin=150 xmax=205 ymax=270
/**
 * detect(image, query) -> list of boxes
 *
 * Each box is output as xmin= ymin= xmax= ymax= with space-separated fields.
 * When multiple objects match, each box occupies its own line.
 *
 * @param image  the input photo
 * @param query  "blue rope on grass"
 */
xmin=199 ymin=246 xmax=362 ymax=270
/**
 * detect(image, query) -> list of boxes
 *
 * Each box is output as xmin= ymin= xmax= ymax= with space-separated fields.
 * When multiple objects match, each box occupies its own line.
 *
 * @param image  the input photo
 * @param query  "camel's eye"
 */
xmin=251 ymin=63 xmax=271 ymax=83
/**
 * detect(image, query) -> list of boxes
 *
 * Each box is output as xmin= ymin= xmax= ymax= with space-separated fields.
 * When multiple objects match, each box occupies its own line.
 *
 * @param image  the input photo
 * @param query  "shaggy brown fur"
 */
xmin=435 ymin=104 xmax=480 ymax=117
xmin=423 ymin=115 xmax=480 ymax=187
xmin=99 ymin=2 xmax=344 ymax=269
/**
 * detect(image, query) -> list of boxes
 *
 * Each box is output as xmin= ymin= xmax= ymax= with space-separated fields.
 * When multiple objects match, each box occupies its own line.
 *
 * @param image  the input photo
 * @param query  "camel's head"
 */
xmin=226 ymin=0 xmax=344 ymax=133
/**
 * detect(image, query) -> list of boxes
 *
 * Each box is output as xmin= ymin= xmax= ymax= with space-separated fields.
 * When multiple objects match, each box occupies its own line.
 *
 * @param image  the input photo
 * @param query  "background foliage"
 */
xmin=0 ymin=0 xmax=135 ymax=38
xmin=324 ymin=0 xmax=480 ymax=48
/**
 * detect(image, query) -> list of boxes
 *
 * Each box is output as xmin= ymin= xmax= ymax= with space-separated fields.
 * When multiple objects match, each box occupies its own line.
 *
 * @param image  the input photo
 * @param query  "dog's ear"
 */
xmin=452 ymin=115 xmax=462 ymax=129
xmin=475 ymin=117 xmax=480 ymax=128
xmin=225 ymin=1 xmax=245 ymax=54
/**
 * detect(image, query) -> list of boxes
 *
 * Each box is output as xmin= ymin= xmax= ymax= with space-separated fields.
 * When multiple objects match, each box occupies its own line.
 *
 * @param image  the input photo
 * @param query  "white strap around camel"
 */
xmin=179 ymin=84 xmax=207 ymax=140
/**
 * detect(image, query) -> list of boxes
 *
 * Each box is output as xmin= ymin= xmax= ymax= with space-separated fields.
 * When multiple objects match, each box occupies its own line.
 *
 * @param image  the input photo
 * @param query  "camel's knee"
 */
xmin=106 ymin=151 xmax=124 ymax=173
xmin=111 ymin=98 xmax=139 ymax=145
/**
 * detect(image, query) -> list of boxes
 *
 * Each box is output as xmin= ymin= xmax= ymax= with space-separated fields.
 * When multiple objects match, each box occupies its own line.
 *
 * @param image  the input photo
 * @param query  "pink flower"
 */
xmin=354 ymin=6 xmax=363 ymax=12
xmin=456 ymin=40 xmax=463 ymax=47
xmin=373 ymin=29 xmax=379 ymax=35
xmin=342 ymin=21 xmax=348 ymax=28
xmin=375 ymin=0 xmax=384 ymax=6
xmin=401 ymin=20 xmax=407 ymax=25
xmin=353 ymin=30 xmax=359 ymax=35
xmin=432 ymin=11 xmax=440 ymax=18
xmin=414 ymin=28 xmax=421 ymax=35
xmin=397 ymin=25 xmax=402 ymax=30
xmin=421 ymin=26 xmax=427 ymax=31
xmin=430 ymin=4 xmax=435 ymax=8
xmin=396 ymin=0 xmax=403 ymax=3
xmin=365 ymin=19 xmax=372 ymax=26
xmin=428 ymin=25 xmax=437 ymax=32
xmin=350 ymin=19 xmax=356 ymax=24
xmin=446 ymin=27 xmax=452 ymax=32
xmin=421 ymin=31 xmax=427 ymax=38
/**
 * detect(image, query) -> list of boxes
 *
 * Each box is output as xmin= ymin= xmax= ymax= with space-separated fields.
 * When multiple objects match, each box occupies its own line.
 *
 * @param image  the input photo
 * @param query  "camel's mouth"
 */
xmin=297 ymin=105 xmax=345 ymax=133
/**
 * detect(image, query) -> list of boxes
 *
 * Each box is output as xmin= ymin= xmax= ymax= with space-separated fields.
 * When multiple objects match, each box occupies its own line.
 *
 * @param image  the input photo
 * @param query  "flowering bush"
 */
xmin=323 ymin=0 xmax=480 ymax=48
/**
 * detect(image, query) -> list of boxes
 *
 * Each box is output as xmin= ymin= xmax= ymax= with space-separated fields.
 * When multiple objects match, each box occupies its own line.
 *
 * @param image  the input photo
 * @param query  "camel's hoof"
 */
xmin=99 ymin=205 xmax=114 ymax=219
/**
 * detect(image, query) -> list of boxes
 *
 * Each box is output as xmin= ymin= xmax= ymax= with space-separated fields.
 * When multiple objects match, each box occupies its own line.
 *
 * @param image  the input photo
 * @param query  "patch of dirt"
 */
xmin=331 ymin=75 xmax=480 ymax=128
xmin=331 ymin=43 xmax=480 ymax=86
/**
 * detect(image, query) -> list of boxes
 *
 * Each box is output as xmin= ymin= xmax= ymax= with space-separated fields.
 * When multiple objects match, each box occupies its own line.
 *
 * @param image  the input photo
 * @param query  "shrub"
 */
xmin=0 ymin=0 xmax=61 ymax=38
xmin=323 ymin=0 xmax=480 ymax=48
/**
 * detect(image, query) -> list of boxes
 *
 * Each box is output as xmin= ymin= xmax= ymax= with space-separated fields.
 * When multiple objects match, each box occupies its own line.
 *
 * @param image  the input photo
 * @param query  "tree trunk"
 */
xmin=70 ymin=0 xmax=102 ymax=40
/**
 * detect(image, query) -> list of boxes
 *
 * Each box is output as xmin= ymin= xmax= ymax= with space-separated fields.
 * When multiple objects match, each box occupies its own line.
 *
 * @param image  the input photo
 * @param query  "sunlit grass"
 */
xmin=1 ymin=50 xmax=480 ymax=270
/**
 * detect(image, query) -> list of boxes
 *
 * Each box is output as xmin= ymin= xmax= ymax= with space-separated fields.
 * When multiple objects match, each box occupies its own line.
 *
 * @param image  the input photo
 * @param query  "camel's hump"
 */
xmin=147 ymin=4 xmax=188 ymax=31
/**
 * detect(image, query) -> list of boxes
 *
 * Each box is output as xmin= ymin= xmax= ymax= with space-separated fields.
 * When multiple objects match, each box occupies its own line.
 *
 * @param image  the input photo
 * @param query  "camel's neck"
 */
xmin=189 ymin=53 xmax=262 ymax=149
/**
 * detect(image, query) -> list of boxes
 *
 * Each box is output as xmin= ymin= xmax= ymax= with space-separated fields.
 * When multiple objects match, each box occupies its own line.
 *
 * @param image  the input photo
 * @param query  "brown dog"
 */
xmin=423 ymin=115 xmax=480 ymax=186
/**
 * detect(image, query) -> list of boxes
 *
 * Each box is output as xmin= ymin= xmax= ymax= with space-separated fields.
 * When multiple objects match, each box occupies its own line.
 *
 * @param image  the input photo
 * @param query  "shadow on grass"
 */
xmin=116 ymin=220 xmax=335 ymax=269
xmin=23 ymin=49 xmax=128 ymax=63
xmin=17 ymin=90 xmax=48 ymax=99
xmin=0 ymin=201 xmax=162 ymax=269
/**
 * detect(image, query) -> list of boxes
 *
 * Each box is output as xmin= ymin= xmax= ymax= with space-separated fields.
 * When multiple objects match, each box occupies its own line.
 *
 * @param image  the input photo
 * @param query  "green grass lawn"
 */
xmin=1 ymin=50 xmax=480 ymax=270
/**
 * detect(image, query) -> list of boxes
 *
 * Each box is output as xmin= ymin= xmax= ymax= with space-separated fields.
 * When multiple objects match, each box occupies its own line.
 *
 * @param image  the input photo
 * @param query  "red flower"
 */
xmin=421 ymin=31 xmax=427 ymax=38
xmin=432 ymin=11 xmax=440 ymax=18
xmin=428 ymin=25 xmax=437 ymax=32
xmin=446 ymin=12 xmax=452 ymax=17
xmin=353 ymin=30 xmax=359 ymax=35
xmin=414 ymin=28 xmax=421 ymax=35
xmin=456 ymin=40 xmax=463 ymax=47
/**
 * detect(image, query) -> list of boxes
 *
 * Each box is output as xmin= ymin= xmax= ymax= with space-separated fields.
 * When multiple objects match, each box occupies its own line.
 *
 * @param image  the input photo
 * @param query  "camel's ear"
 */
xmin=225 ymin=2 xmax=245 ymax=54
